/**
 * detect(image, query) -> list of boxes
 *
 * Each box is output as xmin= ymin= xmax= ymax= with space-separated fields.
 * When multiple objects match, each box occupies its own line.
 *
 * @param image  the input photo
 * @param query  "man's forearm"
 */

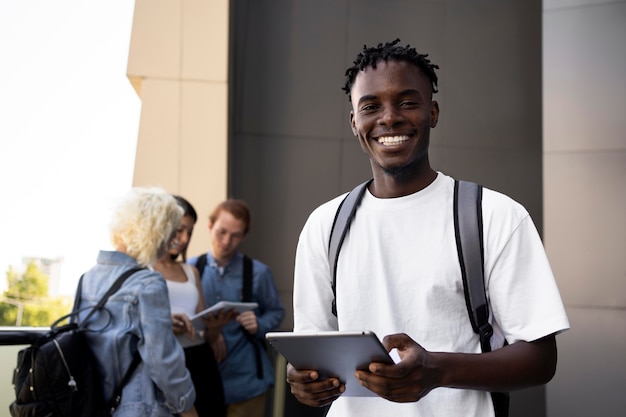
xmin=435 ymin=335 xmax=557 ymax=392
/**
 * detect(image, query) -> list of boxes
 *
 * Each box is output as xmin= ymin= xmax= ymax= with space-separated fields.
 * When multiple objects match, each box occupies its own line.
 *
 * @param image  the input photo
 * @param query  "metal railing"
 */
xmin=0 ymin=326 xmax=48 ymax=345
xmin=0 ymin=327 xmax=290 ymax=417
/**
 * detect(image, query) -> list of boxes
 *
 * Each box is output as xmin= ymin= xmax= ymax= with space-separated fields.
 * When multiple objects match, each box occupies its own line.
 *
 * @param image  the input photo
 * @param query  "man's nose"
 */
xmin=378 ymin=105 xmax=403 ymax=126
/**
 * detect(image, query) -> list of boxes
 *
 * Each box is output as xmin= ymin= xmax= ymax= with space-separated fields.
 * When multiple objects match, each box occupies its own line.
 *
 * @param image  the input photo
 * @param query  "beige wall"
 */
xmin=128 ymin=0 xmax=230 ymax=257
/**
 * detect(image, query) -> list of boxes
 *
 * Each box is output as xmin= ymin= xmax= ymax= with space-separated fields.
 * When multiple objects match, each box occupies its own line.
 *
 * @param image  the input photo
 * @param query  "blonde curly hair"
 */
xmin=109 ymin=187 xmax=183 ymax=267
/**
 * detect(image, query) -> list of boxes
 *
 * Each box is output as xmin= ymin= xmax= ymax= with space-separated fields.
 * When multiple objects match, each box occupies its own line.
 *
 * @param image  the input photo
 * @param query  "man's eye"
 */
xmin=360 ymin=104 xmax=378 ymax=112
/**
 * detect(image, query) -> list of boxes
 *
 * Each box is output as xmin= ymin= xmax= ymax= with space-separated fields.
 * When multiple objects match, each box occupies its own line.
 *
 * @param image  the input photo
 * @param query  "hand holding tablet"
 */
xmin=266 ymin=330 xmax=397 ymax=397
xmin=176 ymin=302 xmax=258 ymax=348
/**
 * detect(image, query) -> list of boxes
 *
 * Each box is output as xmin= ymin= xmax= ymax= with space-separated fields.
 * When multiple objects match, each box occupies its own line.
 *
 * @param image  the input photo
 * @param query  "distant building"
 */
xmin=20 ymin=256 xmax=64 ymax=298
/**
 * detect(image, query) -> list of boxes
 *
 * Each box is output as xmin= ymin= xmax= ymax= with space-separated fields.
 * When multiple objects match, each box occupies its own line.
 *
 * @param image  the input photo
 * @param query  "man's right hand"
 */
xmin=286 ymin=363 xmax=345 ymax=407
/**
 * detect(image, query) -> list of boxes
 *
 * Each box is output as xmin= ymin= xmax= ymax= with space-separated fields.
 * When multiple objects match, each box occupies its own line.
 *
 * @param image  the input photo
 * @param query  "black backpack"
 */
xmin=9 ymin=267 xmax=143 ymax=417
xmin=328 ymin=179 xmax=509 ymax=417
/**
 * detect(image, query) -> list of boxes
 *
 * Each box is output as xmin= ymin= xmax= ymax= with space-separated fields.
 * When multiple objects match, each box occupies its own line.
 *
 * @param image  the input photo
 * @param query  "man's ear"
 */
xmin=430 ymin=100 xmax=440 ymax=128
xmin=350 ymin=111 xmax=358 ymax=136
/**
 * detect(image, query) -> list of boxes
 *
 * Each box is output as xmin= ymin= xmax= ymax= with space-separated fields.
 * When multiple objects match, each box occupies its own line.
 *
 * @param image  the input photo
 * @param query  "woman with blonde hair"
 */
xmin=77 ymin=187 xmax=198 ymax=417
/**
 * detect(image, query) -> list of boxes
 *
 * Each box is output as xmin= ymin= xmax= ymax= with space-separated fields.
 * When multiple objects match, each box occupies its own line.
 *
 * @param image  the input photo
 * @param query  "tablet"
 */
xmin=189 ymin=301 xmax=258 ymax=321
xmin=265 ymin=330 xmax=394 ymax=397
xmin=177 ymin=302 xmax=258 ymax=349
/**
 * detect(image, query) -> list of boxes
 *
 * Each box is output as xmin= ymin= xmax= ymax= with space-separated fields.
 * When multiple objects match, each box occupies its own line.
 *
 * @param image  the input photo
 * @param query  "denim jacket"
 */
xmin=77 ymin=251 xmax=195 ymax=417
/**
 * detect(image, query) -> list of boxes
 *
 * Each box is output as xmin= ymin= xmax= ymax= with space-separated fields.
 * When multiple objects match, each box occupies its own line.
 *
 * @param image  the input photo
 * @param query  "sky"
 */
xmin=0 ymin=1 xmax=140 ymax=295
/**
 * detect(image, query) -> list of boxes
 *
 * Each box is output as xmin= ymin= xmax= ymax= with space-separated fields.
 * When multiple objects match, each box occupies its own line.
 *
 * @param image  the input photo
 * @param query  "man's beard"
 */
xmin=382 ymin=162 xmax=415 ymax=181
xmin=380 ymin=150 xmax=427 ymax=181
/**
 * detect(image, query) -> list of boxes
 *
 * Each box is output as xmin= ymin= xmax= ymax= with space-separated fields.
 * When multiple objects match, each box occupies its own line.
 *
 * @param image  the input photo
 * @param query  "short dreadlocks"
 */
xmin=342 ymin=39 xmax=439 ymax=101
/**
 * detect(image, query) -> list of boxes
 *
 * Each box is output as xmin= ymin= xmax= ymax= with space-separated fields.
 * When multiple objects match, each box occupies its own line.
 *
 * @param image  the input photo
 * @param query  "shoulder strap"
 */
xmin=195 ymin=253 xmax=208 ymax=279
xmin=242 ymin=255 xmax=253 ymax=302
xmin=328 ymin=179 xmax=506 ymax=416
xmin=453 ymin=180 xmax=493 ymax=353
xmin=241 ymin=254 xmax=263 ymax=378
xmin=66 ymin=266 xmax=144 ymax=328
xmin=454 ymin=184 xmax=510 ymax=417
xmin=107 ymin=350 xmax=142 ymax=412
xmin=195 ymin=252 xmax=253 ymax=302
xmin=328 ymin=179 xmax=493 ymax=352
xmin=328 ymin=180 xmax=371 ymax=316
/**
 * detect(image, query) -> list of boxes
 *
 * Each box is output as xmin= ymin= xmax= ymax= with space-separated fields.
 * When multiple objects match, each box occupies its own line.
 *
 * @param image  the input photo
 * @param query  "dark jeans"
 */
xmin=184 ymin=343 xmax=226 ymax=417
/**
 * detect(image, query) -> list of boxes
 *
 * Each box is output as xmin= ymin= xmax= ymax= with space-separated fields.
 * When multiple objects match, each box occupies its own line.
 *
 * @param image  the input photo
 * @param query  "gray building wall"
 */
xmin=543 ymin=0 xmax=626 ymax=416
xmin=228 ymin=0 xmax=625 ymax=416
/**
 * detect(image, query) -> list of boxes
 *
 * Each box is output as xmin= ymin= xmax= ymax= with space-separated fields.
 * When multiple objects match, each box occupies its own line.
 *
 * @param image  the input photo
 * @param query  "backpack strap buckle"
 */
xmin=478 ymin=322 xmax=493 ymax=353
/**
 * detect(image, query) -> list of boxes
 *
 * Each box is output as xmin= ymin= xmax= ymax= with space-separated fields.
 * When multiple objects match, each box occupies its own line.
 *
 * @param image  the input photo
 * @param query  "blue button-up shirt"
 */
xmin=188 ymin=251 xmax=285 ymax=404
xmin=78 ymin=251 xmax=195 ymax=416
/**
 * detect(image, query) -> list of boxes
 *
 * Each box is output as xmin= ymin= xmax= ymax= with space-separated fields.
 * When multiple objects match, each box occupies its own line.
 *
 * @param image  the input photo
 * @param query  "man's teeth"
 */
xmin=378 ymin=135 xmax=409 ymax=145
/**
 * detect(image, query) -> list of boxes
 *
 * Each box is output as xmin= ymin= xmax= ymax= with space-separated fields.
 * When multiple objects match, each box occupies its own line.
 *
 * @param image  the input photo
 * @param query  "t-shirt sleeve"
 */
xmin=293 ymin=199 xmax=344 ymax=332
xmin=486 ymin=210 xmax=570 ymax=344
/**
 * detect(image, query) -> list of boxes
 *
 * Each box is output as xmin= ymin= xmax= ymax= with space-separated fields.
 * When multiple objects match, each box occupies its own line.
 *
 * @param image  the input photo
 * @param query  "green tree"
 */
xmin=0 ymin=261 xmax=72 ymax=326
xmin=5 ymin=263 xmax=48 ymax=299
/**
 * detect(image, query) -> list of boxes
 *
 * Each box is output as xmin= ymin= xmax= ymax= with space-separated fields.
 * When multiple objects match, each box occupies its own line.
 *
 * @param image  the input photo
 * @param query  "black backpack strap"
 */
xmin=240 ymin=255 xmax=263 ymax=379
xmin=83 ymin=267 xmax=145 ymax=325
xmin=107 ymin=350 xmax=142 ymax=413
xmin=454 ymin=180 xmax=509 ymax=417
xmin=242 ymin=255 xmax=253 ymax=302
xmin=195 ymin=253 xmax=208 ymax=279
xmin=328 ymin=179 xmax=372 ymax=316
xmin=63 ymin=267 xmax=144 ymax=328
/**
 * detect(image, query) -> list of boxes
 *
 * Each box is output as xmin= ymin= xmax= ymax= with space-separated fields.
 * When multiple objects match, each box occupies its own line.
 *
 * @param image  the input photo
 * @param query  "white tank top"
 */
xmin=165 ymin=263 xmax=199 ymax=317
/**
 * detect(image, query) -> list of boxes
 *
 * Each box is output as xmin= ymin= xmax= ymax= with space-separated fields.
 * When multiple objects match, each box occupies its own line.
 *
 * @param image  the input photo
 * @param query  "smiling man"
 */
xmin=287 ymin=39 xmax=569 ymax=417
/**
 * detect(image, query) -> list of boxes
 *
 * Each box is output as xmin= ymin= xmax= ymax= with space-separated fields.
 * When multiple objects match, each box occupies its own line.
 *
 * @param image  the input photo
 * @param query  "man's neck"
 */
xmin=211 ymin=252 xmax=235 ymax=268
xmin=370 ymin=167 xmax=437 ymax=198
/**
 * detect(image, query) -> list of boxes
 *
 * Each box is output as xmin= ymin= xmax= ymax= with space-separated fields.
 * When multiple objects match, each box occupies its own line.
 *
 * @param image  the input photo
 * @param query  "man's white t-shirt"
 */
xmin=293 ymin=172 xmax=569 ymax=417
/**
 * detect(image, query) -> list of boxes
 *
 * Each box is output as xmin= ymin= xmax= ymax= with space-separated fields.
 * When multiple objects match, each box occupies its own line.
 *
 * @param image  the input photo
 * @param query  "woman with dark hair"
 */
xmin=155 ymin=195 xmax=232 ymax=417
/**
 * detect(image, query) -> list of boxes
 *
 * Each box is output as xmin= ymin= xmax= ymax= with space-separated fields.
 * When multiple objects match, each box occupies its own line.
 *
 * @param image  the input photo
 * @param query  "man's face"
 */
xmin=350 ymin=59 xmax=439 ymax=179
xmin=208 ymin=210 xmax=246 ymax=262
